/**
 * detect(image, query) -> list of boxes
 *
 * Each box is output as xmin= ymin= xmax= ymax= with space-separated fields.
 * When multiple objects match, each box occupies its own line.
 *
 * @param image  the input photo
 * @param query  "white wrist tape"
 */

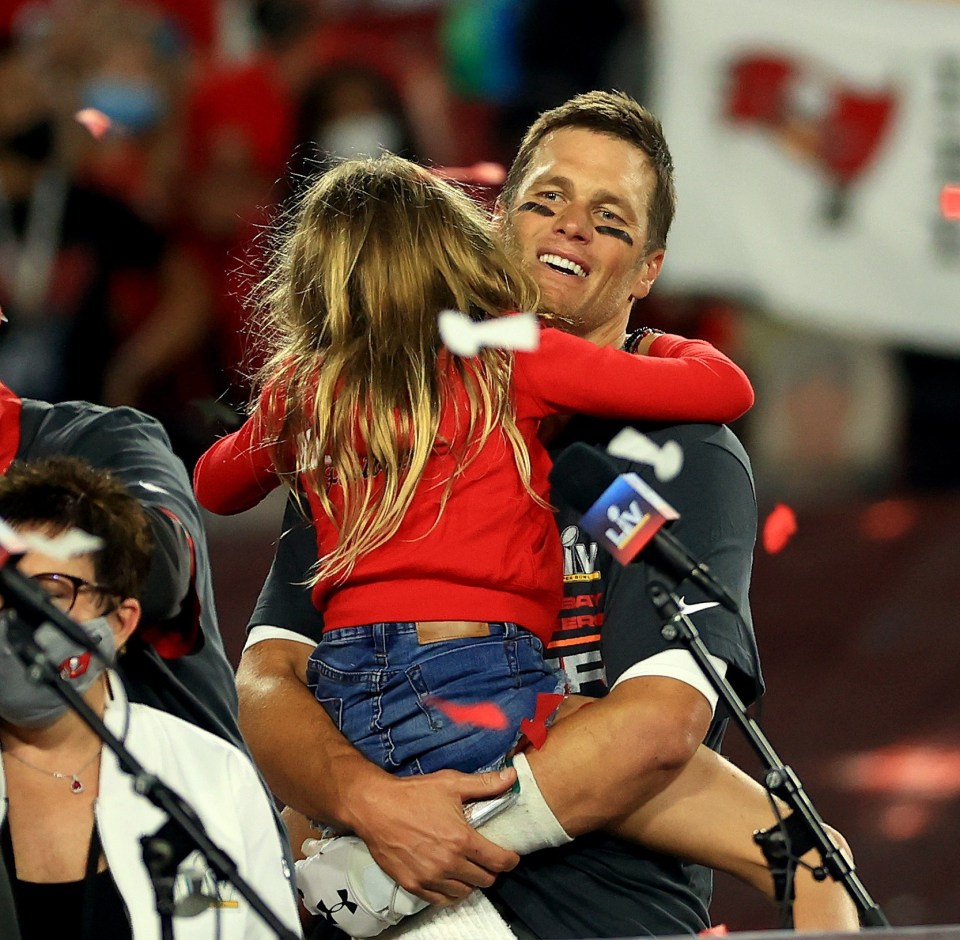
xmin=477 ymin=752 xmax=572 ymax=855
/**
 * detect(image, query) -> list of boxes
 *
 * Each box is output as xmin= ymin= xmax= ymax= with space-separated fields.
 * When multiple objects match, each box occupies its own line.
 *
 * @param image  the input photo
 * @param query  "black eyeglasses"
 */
xmin=29 ymin=573 xmax=120 ymax=614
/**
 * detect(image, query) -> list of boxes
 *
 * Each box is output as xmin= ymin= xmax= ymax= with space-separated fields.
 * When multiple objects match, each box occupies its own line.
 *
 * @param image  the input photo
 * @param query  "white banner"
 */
xmin=649 ymin=0 xmax=960 ymax=354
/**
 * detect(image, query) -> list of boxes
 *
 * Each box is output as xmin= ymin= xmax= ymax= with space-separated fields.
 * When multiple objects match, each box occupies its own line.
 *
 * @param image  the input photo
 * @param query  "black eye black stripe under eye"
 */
xmin=517 ymin=202 xmax=554 ymax=216
xmin=517 ymin=202 xmax=635 ymax=245
xmin=596 ymin=226 xmax=633 ymax=245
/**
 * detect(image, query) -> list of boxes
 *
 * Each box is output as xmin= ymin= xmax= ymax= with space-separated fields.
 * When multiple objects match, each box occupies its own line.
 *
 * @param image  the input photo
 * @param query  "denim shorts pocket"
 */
xmin=315 ymin=696 xmax=344 ymax=732
xmin=392 ymin=636 xmax=558 ymax=775
xmin=514 ymin=632 xmax=565 ymax=690
xmin=307 ymin=654 xmax=383 ymax=765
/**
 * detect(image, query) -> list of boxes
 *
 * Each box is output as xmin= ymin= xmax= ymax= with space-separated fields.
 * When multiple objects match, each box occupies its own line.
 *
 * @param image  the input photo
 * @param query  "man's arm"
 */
xmin=486 ymin=629 xmax=855 ymax=928
xmin=236 ymin=638 xmax=520 ymax=905
xmin=525 ymin=674 xmax=711 ymax=835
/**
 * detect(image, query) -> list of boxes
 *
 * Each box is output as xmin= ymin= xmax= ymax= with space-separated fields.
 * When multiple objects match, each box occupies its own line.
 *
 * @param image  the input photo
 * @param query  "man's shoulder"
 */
xmin=21 ymin=398 xmax=165 ymax=430
xmin=637 ymin=422 xmax=753 ymax=485
xmin=554 ymin=415 xmax=744 ymax=451
xmin=615 ymin=420 xmax=748 ymax=459
xmin=556 ymin=418 xmax=753 ymax=488
xmin=605 ymin=422 xmax=756 ymax=532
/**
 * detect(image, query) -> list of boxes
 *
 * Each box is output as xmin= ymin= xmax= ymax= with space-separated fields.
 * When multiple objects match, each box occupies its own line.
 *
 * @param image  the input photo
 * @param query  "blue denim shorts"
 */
xmin=306 ymin=621 xmax=565 ymax=776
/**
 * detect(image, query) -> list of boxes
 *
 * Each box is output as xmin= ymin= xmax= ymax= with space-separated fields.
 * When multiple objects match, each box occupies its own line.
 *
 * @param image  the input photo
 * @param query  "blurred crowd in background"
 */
xmin=0 ymin=0 xmax=653 ymax=468
xmin=4 ymin=0 xmax=956 ymax=505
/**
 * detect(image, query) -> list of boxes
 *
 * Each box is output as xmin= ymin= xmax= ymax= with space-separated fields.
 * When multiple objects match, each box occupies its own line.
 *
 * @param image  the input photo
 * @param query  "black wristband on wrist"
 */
xmin=624 ymin=327 xmax=665 ymax=353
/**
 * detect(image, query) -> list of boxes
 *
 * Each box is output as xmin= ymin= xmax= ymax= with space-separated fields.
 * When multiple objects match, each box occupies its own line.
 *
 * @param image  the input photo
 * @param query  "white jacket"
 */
xmin=0 ymin=673 xmax=301 ymax=940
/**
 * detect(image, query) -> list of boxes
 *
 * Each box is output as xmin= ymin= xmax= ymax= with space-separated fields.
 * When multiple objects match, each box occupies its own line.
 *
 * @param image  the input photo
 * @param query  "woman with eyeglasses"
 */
xmin=0 ymin=456 xmax=300 ymax=940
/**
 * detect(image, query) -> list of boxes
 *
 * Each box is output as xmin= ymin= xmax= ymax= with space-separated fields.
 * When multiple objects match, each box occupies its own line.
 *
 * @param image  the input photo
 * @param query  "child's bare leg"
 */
xmin=282 ymin=804 xmax=317 ymax=860
xmin=551 ymin=693 xmax=594 ymax=723
xmin=282 ymin=805 xmax=325 ymax=929
xmin=606 ymin=746 xmax=859 ymax=931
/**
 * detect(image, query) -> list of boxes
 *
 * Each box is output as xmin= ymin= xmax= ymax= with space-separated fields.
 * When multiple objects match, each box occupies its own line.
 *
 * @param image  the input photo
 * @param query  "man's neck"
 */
xmin=578 ymin=317 xmax=628 ymax=350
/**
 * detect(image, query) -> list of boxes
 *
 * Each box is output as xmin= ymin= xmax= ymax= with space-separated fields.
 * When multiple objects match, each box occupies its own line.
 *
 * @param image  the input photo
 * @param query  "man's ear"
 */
xmin=629 ymin=249 xmax=666 ymax=302
xmin=112 ymin=597 xmax=141 ymax=652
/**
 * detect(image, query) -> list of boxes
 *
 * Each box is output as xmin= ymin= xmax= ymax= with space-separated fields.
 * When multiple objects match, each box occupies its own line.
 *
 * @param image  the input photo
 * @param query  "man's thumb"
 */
xmin=460 ymin=766 xmax=517 ymax=801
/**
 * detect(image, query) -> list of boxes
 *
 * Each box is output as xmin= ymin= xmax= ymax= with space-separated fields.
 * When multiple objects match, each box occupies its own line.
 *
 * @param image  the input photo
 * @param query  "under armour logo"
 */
xmin=314 ymin=889 xmax=358 ymax=922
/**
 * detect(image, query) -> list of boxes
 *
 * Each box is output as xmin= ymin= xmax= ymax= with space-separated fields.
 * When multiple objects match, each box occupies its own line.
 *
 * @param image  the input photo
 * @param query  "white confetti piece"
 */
xmin=74 ymin=108 xmax=112 ymax=139
xmin=0 ymin=517 xmax=102 ymax=559
xmin=438 ymin=310 xmax=540 ymax=357
xmin=607 ymin=427 xmax=684 ymax=482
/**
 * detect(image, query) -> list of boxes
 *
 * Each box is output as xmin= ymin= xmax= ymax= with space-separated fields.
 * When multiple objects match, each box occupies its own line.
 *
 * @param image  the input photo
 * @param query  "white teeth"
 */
xmin=538 ymin=253 xmax=587 ymax=277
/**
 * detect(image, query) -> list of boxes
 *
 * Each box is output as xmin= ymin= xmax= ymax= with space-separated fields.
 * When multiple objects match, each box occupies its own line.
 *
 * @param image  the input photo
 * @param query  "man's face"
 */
xmin=502 ymin=127 xmax=664 ymax=346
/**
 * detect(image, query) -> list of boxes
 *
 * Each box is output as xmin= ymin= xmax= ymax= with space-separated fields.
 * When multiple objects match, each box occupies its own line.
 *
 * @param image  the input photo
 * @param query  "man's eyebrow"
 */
xmin=525 ymin=176 xmax=638 ymax=217
xmin=524 ymin=173 xmax=572 ymax=192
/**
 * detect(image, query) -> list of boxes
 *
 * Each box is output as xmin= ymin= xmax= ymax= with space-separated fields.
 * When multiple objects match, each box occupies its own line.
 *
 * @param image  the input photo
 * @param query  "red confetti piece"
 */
xmin=940 ymin=184 xmax=960 ymax=220
xmin=762 ymin=503 xmax=797 ymax=554
xmin=430 ymin=697 xmax=509 ymax=730
xmin=75 ymin=108 xmax=112 ymax=140
xmin=518 ymin=692 xmax=565 ymax=750
xmin=433 ymin=162 xmax=507 ymax=186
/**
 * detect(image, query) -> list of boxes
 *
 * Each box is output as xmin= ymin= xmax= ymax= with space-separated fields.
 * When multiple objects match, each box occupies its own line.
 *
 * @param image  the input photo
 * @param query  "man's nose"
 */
xmin=554 ymin=204 xmax=591 ymax=240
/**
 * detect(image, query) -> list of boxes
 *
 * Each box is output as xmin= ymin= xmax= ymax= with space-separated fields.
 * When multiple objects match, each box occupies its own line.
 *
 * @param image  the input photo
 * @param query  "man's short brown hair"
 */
xmin=501 ymin=90 xmax=677 ymax=254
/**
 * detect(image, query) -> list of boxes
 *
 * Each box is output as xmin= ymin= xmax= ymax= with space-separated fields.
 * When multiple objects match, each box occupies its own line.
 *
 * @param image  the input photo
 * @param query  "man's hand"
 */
xmin=237 ymin=638 xmax=519 ymax=904
xmin=329 ymin=768 xmax=519 ymax=907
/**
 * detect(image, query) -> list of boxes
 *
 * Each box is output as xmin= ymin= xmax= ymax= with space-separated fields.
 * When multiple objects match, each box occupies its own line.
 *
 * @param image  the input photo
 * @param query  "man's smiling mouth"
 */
xmin=538 ymin=254 xmax=588 ymax=278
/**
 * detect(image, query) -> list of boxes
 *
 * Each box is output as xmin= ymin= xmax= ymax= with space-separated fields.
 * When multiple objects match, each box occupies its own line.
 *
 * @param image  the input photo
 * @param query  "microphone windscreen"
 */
xmin=548 ymin=443 xmax=620 ymax=513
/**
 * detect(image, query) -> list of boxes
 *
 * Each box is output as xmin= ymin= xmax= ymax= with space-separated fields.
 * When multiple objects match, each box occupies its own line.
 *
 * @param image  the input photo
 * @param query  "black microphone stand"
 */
xmin=645 ymin=577 xmax=889 ymax=929
xmin=0 ymin=558 xmax=299 ymax=940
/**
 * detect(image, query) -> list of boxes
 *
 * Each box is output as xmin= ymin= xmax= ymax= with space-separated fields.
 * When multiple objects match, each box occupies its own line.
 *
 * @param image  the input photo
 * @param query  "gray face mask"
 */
xmin=0 ymin=616 xmax=116 ymax=728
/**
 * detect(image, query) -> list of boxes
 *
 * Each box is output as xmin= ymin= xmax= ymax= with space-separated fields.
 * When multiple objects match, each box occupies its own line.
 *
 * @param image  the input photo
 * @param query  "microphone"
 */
xmin=549 ymin=443 xmax=740 ymax=613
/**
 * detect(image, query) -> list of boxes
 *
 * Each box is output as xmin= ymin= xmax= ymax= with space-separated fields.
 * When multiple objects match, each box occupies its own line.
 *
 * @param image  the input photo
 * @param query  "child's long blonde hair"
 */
xmin=255 ymin=154 xmax=544 ymax=584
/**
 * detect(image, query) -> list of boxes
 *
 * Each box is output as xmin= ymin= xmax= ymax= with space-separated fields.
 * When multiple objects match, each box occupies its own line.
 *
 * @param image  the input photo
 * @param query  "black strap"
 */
xmin=623 ymin=326 xmax=665 ymax=353
xmin=753 ymin=811 xmax=820 ymax=923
